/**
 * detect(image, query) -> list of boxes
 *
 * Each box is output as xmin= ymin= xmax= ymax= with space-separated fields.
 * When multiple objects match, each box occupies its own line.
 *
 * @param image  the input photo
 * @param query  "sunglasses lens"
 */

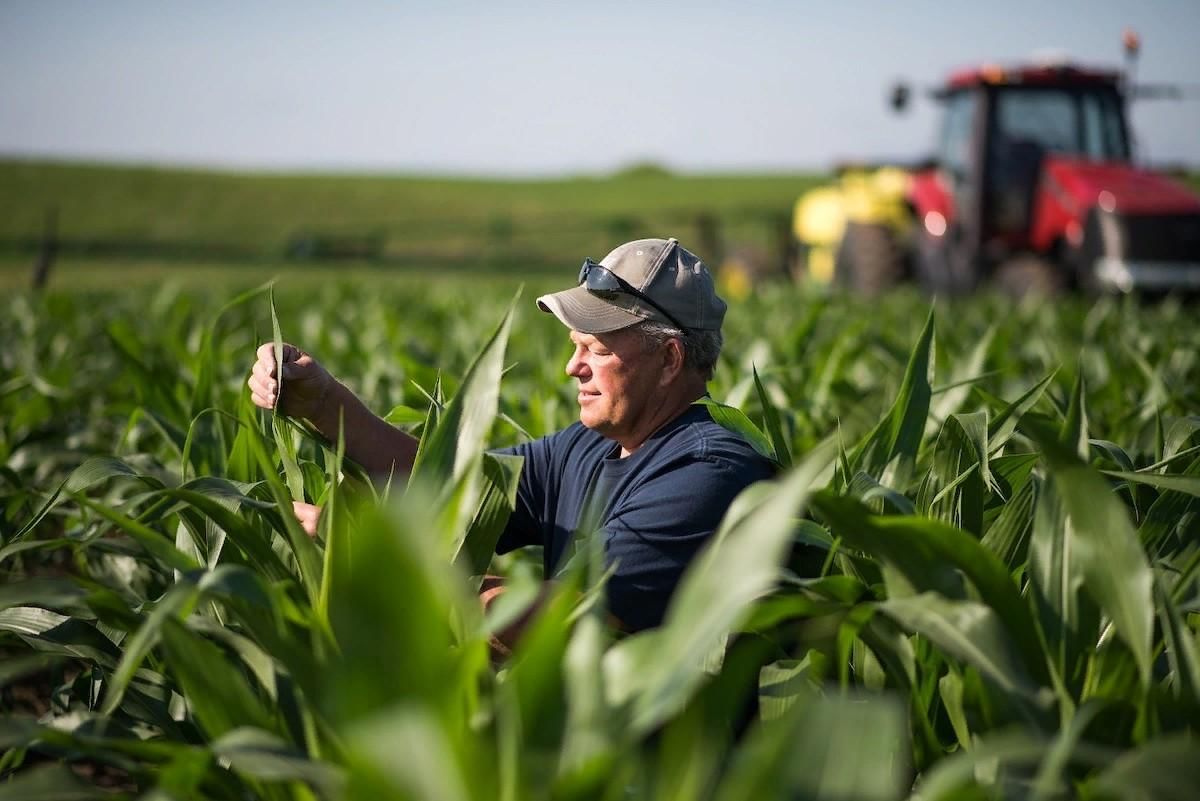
xmin=578 ymin=258 xmax=687 ymax=330
xmin=581 ymin=261 xmax=622 ymax=293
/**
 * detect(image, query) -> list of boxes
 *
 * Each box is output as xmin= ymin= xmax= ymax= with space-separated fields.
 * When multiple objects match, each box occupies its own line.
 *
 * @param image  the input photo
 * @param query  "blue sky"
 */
xmin=1 ymin=0 xmax=1197 ymax=174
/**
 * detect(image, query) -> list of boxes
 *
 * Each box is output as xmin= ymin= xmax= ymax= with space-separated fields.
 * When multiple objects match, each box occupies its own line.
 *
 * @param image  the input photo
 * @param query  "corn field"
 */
xmin=2 ymin=281 xmax=1198 ymax=801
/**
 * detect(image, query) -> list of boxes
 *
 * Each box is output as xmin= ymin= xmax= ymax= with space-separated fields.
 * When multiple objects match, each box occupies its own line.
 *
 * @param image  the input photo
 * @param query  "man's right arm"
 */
xmin=248 ymin=342 xmax=417 ymax=478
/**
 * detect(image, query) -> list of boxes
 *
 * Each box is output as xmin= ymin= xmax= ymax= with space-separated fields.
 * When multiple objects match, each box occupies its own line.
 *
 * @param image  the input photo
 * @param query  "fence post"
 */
xmin=31 ymin=206 xmax=58 ymax=291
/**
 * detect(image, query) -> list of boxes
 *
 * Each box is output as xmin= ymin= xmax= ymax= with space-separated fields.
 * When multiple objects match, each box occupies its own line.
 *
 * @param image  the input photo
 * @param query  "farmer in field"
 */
xmin=248 ymin=237 xmax=776 ymax=631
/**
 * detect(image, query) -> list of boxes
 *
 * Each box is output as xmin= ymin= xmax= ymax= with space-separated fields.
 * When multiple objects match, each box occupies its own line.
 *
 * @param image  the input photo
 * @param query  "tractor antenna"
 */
xmin=1122 ymin=27 xmax=1140 ymax=99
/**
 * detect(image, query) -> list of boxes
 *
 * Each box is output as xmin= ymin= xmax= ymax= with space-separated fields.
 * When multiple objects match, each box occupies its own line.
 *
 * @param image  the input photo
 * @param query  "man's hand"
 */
xmin=248 ymin=342 xmax=333 ymax=420
xmin=292 ymin=501 xmax=321 ymax=537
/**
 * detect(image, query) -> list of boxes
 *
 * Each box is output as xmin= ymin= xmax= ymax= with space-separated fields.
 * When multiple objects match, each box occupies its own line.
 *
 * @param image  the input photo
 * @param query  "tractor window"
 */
xmin=995 ymin=89 xmax=1077 ymax=153
xmin=937 ymin=90 xmax=977 ymax=179
xmin=995 ymin=87 xmax=1127 ymax=161
xmin=1081 ymin=91 xmax=1129 ymax=160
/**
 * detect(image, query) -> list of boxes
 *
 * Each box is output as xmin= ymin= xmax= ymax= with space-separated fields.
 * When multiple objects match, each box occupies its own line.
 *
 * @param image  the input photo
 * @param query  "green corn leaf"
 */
xmin=0 ymin=607 xmax=123 ymax=668
xmin=909 ymin=731 xmax=1094 ymax=801
xmin=383 ymin=404 xmax=427 ymax=427
xmin=454 ymin=451 xmax=524 ymax=584
xmin=928 ymin=325 xmax=993 ymax=435
xmin=918 ymin=411 xmax=990 ymax=535
xmin=0 ymin=763 xmax=105 ymax=801
xmin=0 ymin=578 xmax=89 ymax=615
xmin=411 ymin=295 xmax=517 ymax=560
xmin=411 ymin=293 xmax=517 ymax=488
xmin=1154 ymin=572 xmax=1200 ymax=705
xmin=812 ymin=493 xmax=1045 ymax=684
xmin=157 ymin=485 xmax=293 ymax=582
xmin=558 ymin=613 xmax=616 ymax=780
xmin=713 ymin=690 xmax=909 ymax=801
xmin=987 ymin=370 xmax=1056 ymax=454
xmin=1030 ymin=698 xmax=1108 ymax=801
xmin=10 ymin=456 xmax=160 ymax=542
xmin=273 ymin=414 xmax=305 ymax=502
xmin=160 ymin=617 xmax=278 ymax=740
xmin=758 ymin=654 xmax=823 ymax=722
xmin=980 ymin=474 xmax=1037 ymax=570
xmin=243 ymin=404 xmax=324 ymax=606
xmin=1085 ymin=735 xmax=1200 ymax=801
xmin=851 ymin=305 xmax=934 ymax=479
xmin=210 ymin=727 xmax=343 ymax=793
xmin=101 ymin=575 xmax=205 ymax=716
xmin=753 ymin=365 xmax=792 ymax=468
xmin=849 ymin=471 xmax=915 ymax=515
xmin=190 ymin=280 xmax=272 ymax=420
xmin=317 ymin=413 xmax=348 ymax=627
xmin=342 ymin=707 xmax=473 ymax=801
xmin=73 ymin=493 xmax=200 ymax=573
xmin=613 ymin=438 xmax=835 ymax=735
xmin=1060 ymin=368 xmax=1089 ymax=460
xmin=880 ymin=593 xmax=1044 ymax=708
xmin=269 ymin=286 xmax=305 ymax=501
xmin=0 ymin=716 xmax=44 ymax=751
xmin=1135 ymin=454 xmax=1200 ymax=558
xmin=179 ymin=407 xmax=238 ymax=483
xmin=1101 ymin=469 xmax=1200 ymax=497
xmin=694 ymin=396 xmax=776 ymax=464
xmin=1028 ymin=474 xmax=1099 ymax=702
xmin=1023 ymin=417 xmax=1155 ymax=688
xmin=503 ymin=575 xmax=581 ymax=758
xmin=325 ymin=492 xmax=470 ymax=725
xmin=1162 ymin=415 xmax=1200 ymax=459
xmin=938 ymin=670 xmax=971 ymax=751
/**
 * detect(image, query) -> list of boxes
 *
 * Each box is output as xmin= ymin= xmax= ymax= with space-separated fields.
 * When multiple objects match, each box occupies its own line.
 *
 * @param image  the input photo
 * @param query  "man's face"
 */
xmin=565 ymin=328 xmax=664 ymax=443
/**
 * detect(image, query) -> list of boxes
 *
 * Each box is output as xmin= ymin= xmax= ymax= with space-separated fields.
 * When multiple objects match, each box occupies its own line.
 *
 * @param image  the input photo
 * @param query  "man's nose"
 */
xmin=566 ymin=350 xmax=588 ymax=378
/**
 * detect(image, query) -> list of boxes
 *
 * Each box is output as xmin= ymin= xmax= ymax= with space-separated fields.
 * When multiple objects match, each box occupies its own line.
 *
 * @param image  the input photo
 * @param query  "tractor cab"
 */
xmin=908 ymin=60 xmax=1200 ymax=294
xmin=792 ymin=39 xmax=1200 ymax=297
xmin=915 ymin=65 xmax=1130 ymax=289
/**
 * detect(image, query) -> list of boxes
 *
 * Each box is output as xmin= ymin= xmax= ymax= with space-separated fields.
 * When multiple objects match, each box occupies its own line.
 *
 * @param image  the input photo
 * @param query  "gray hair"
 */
xmin=632 ymin=320 xmax=723 ymax=381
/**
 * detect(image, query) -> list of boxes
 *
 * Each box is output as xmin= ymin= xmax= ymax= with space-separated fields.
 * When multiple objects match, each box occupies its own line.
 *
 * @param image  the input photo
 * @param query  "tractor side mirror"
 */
xmin=889 ymin=82 xmax=911 ymax=113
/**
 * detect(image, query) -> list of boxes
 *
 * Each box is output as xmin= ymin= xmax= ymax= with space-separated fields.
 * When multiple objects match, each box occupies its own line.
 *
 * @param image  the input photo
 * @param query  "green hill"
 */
xmin=0 ymin=160 xmax=820 ymax=269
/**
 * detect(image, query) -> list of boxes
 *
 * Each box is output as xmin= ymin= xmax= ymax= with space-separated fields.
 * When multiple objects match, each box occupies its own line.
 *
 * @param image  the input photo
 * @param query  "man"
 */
xmin=248 ymin=237 xmax=776 ymax=631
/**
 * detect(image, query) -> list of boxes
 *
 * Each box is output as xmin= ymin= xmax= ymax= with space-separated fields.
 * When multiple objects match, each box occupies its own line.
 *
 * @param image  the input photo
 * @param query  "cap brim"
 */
xmin=536 ymin=286 xmax=652 ymax=333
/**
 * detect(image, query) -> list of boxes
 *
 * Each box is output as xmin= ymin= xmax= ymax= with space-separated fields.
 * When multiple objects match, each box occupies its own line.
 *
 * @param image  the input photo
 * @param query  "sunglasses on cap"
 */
xmin=578 ymin=258 xmax=688 ymax=331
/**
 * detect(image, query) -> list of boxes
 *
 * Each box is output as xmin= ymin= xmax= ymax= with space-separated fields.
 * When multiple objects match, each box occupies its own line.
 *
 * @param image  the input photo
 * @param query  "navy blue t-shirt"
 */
xmin=494 ymin=404 xmax=777 ymax=631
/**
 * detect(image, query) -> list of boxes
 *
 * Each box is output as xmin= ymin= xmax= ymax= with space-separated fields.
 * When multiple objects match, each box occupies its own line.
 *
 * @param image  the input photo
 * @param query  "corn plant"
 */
xmin=2 ymin=282 xmax=1198 ymax=800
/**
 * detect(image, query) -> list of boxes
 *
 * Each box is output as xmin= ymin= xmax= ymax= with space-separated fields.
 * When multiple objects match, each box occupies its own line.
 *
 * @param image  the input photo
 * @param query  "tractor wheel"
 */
xmin=834 ymin=222 xmax=905 ymax=295
xmin=914 ymin=231 xmax=950 ymax=295
xmin=993 ymin=255 xmax=1063 ymax=298
xmin=915 ymin=226 xmax=980 ymax=296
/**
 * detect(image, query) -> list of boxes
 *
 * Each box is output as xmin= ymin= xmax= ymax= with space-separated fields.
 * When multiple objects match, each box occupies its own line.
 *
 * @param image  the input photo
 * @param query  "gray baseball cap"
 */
xmin=536 ymin=237 xmax=727 ymax=333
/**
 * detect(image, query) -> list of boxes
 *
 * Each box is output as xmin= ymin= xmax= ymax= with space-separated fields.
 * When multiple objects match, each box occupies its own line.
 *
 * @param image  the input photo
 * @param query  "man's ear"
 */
xmin=660 ymin=337 xmax=686 ymax=385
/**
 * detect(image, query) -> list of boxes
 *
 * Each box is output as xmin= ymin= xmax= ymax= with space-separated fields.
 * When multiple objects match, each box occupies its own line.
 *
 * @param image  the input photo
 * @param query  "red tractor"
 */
xmin=795 ymin=35 xmax=1200 ymax=297
xmin=898 ymin=51 xmax=1200 ymax=295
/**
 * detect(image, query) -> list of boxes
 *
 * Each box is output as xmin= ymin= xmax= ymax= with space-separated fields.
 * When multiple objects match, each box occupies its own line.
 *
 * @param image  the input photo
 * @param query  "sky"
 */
xmin=1 ymin=0 xmax=1198 ymax=175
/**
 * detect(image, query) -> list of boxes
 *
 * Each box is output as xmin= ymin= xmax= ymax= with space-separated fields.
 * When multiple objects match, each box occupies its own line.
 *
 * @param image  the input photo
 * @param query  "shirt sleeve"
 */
xmin=602 ymin=450 xmax=775 ymax=631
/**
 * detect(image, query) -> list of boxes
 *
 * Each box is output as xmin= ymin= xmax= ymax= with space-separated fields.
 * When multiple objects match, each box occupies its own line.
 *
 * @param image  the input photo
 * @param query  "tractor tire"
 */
xmin=915 ymin=226 xmax=979 ymax=296
xmin=834 ymin=222 xmax=905 ymax=296
xmin=993 ymin=255 xmax=1063 ymax=298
